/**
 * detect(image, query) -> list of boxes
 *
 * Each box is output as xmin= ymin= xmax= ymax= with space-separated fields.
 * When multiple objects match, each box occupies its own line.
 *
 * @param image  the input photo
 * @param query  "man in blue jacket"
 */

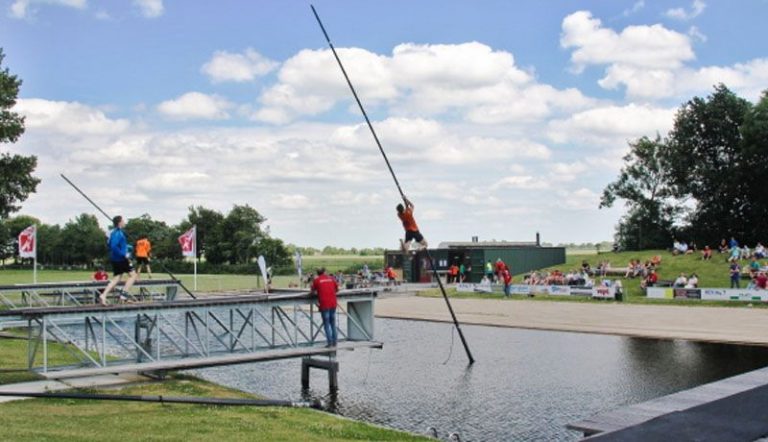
xmin=99 ymin=215 xmax=137 ymax=305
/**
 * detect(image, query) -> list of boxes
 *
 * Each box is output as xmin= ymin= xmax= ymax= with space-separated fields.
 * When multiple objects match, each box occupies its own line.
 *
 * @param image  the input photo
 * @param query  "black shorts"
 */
xmin=136 ymin=257 xmax=150 ymax=265
xmin=112 ymin=260 xmax=134 ymax=276
xmin=405 ymin=230 xmax=424 ymax=243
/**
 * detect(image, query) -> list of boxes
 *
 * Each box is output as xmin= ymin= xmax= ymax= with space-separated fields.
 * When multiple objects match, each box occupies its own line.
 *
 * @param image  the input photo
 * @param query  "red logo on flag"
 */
xmin=18 ymin=225 xmax=36 ymax=259
xmin=178 ymin=226 xmax=196 ymax=257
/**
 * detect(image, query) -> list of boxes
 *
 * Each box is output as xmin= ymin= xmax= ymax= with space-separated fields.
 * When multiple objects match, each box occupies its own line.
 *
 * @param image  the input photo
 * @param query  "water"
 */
xmin=195 ymin=318 xmax=768 ymax=441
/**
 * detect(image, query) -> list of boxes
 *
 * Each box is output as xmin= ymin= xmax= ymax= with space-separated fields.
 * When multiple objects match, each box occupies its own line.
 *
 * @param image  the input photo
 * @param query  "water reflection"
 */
xmin=196 ymin=318 xmax=768 ymax=441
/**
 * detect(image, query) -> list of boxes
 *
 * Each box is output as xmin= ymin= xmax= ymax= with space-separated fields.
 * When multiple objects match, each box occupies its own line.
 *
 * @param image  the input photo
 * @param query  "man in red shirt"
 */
xmin=501 ymin=265 xmax=512 ymax=297
xmin=311 ymin=267 xmax=338 ymax=347
xmin=397 ymin=197 xmax=427 ymax=254
xmin=756 ymin=272 xmax=768 ymax=290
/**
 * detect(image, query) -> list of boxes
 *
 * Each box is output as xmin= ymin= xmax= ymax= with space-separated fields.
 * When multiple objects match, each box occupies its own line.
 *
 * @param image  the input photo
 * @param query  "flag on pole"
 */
xmin=18 ymin=225 xmax=36 ymax=259
xmin=178 ymin=226 xmax=196 ymax=257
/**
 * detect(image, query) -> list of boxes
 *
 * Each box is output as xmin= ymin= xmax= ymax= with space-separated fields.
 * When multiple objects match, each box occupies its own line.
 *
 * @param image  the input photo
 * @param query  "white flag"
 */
xmin=178 ymin=226 xmax=196 ymax=257
xmin=18 ymin=225 xmax=36 ymax=259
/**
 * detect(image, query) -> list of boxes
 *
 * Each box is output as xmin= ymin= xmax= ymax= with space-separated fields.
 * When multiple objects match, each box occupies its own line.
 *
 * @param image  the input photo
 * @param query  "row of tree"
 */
xmin=601 ymin=85 xmax=768 ymax=250
xmin=0 ymin=205 xmax=293 ymax=268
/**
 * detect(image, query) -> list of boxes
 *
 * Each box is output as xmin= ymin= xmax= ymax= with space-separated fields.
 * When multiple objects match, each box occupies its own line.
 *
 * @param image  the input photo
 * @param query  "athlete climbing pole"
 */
xmin=310 ymin=5 xmax=475 ymax=364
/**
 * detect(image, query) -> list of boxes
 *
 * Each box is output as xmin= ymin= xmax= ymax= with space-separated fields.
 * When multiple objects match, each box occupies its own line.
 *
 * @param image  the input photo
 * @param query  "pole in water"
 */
xmin=59 ymin=173 xmax=197 ymax=300
xmin=309 ymin=5 xmax=475 ymax=364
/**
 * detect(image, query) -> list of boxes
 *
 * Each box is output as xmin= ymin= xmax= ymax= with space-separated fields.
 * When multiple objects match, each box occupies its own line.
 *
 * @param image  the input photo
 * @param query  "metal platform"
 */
xmin=0 ymin=279 xmax=182 ymax=310
xmin=0 ymin=289 xmax=379 ymax=380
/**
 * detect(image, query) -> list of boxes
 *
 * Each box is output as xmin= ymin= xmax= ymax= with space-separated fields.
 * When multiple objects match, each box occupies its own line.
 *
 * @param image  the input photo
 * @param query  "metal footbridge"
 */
xmin=0 ymin=286 xmax=380 ymax=387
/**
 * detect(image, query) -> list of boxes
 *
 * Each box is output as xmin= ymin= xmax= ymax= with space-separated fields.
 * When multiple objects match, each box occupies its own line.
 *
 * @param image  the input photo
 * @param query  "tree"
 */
xmin=740 ymin=90 xmax=768 ymax=241
xmin=0 ymin=48 xmax=39 ymax=218
xmin=600 ymin=136 xmax=677 ymax=250
xmin=665 ymin=84 xmax=753 ymax=245
xmin=37 ymin=223 xmax=62 ymax=265
xmin=59 ymin=214 xmax=105 ymax=266
xmin=255 ymin=237 xmax=291 ymax=268
xmin=217 ymin=204 xmax=266 ymax=264
xmin=0 ymin=219 xmax=10 ymax=266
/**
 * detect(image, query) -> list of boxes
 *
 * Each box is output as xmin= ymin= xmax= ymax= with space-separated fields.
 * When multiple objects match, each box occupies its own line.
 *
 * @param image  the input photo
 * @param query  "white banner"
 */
xmin=648 ymin=287 xmax=768 ymax=302
xmin=591 ymin=285 xmax=616 ymax=299
xmin=18 ymin=225 xmax=36 ymax=259
xmin=456 ymin=282 xmax=494 ymax=293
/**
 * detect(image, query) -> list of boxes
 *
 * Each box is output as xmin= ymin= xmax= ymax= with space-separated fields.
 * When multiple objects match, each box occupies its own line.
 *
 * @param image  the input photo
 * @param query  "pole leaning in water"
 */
xmin=310 ymin=5 xmax=475 ymax=364
xmin=60 ymin=174 xmax=197 ymax=300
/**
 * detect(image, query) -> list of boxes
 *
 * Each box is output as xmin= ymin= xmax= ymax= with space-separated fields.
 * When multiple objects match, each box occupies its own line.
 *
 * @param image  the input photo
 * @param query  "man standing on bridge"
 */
xmin=135 ymin=235 xmax=152 ymax=280
xmin=311 ymin=267 xmax=338 ymax=347
xmin=100 ymin=216 xmax=138 ymax=305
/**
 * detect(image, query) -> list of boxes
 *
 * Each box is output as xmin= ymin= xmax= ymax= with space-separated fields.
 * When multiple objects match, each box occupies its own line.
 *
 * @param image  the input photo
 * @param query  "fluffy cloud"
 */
xmin=133 ymin=0 xmax=163 ymax=18
xmin=157 ymin=92 xmax=233 ymax=120
xmin=665 ymin=0 xmax=706 ymax=21
xmin=491 ymin=175 xmax=548 ymax=190
xmin=201 ymin=48 xmax=278 ymax=83
xmin=14 ymin=98 xmax=129 ymax=135
xmin=547 ymin=103 xmax=676 ymax=145
xmin=253 ymin=42 xmax=592 ymax=124
xmin=9 ymin=0 xmax=85 ymax=19
xmin=271 ymin=194 xmax=312 ymax=209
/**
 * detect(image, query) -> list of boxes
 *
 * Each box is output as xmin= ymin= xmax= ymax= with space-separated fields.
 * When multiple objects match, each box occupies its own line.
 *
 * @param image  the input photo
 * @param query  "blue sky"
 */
xmin=2 ymin=0 xmax=768 ymax=248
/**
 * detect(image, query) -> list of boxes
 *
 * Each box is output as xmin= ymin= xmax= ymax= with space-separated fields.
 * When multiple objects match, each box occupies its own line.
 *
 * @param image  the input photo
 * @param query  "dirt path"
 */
xmin=376 ymin=297 xmax=768 ymax=345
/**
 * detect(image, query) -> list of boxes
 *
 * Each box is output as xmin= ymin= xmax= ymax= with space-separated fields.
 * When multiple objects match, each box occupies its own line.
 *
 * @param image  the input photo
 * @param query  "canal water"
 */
xmin=196 ymin=318 xmax=768 ymax=441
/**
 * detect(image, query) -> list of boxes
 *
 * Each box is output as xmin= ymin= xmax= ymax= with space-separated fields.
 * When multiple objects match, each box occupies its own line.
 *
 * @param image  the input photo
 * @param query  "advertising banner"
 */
xmin=591 ymin=285 xmax=616 ymax=299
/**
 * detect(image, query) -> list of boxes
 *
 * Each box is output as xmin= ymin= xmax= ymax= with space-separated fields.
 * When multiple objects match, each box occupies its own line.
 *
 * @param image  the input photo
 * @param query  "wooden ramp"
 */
xmin=40 ymin=341 xmax=383 ymax=380
xmin=568 ymin=365 xmax=768 ymax=438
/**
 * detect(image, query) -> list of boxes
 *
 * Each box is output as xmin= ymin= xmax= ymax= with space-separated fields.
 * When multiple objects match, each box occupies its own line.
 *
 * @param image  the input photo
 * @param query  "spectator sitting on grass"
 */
xmin=719 ymin=238 xmax=729 ymax=253
xmin=729 ymin=246 xmax=741 ymax=263
xmin=624 ymin=259 xmax=634 ymax=278
xmin=756 ymin=272 xmax=768 ymax=290
xmin=686 ymin=273 xmax=699 ymax=288
xmin=701 ymin=245 xmax=713 ymax=260
xmin=640 ymin=269 xmax=658 ymax=289
xmin=741 ymin=245 xmax=752 ymax=260
xmin=755 ymin=242 xmax=766 ymax=259
xmin=672 ymin=240 xmax=682 ymax=255
xmin=581 ymin=260 xmax=591 ymax=275
xmin=673 ymin=273 xmax=688 ymax=288
xmin=749 ymin=257 xmax=761 ymax=276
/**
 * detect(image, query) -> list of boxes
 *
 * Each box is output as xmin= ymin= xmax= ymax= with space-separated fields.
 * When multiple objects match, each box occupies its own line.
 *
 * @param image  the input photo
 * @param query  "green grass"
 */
xmin=0 ymin=375 xmax=427 ymax=441
xmin=419 ymin=249 xmax=768 ymax=308
xmin=0 ymin=336 xmax=426 ymax=441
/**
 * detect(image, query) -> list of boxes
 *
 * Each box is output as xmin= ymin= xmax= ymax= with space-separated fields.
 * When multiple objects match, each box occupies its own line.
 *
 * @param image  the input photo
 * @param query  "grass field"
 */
xmin=0 ymin=255 xmax=383 ymax=293
xmin=420 ymin=249 xmax=768 ymax=308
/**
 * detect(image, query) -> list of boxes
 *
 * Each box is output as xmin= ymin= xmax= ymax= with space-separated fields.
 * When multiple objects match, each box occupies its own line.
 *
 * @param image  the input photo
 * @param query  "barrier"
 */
xmin=456 ymin=283 xmax=616 ymax=299
xmin=647 ymin=287 xmax=768 ymax=302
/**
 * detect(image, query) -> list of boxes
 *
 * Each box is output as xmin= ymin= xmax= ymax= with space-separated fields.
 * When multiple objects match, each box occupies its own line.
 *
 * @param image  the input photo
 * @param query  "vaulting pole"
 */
xmin=60 ymin=174 xmax=197 ymax=300
xmin=310 ymin=5 xmax=475 ymax=364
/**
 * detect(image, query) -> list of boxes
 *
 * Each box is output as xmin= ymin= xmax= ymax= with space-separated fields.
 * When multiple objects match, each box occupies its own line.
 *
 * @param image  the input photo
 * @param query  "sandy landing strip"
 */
xmin=375 ymin=297 xmax=768 ymax=346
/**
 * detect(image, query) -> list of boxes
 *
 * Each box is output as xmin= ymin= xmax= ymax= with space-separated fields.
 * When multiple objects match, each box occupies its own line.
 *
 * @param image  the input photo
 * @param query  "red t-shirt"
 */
xmin=756 ymin=274 xmax=768 ymax=289
xmin=93 ymin=271 xmax=108 ymax=281
xmin=501 ymin=269 xmax=512 ymax=285
xmin=397 ymin=208 xmax=419 ymax=232
xmin=495 ymin=261 xmax=506 ymax=273
xmin=312 ymin=274 xmax=338 ymax=311
xmin=648 ymin=273 xmax=658 ymax=283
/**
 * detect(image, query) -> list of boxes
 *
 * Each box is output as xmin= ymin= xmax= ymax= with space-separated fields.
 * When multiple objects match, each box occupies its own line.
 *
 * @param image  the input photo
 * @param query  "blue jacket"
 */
xmin=108 ymin=228 xmax=128 ymax=262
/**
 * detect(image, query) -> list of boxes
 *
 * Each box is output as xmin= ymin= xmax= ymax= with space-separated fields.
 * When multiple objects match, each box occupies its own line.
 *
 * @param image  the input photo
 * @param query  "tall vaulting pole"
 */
xmin=310 ymin=5 xmax=475 ymax=364
xmin=60 ymin=174 xmax=197 ymax=300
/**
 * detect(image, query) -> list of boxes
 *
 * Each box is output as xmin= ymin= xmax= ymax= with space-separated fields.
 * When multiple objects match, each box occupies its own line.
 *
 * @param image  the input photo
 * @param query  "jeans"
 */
xmin=321 ymin=308 xmax=337 ymax=346
xmin=504 ymin=283 xmax=511 ymax=297
xmin=731 ymin=278 xmax=740 ymax=289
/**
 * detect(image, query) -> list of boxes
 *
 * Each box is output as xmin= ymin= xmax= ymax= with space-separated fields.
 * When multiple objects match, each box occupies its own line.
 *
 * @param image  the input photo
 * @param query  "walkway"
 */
xmin=376 ymin=297 xmax=768 ymax=345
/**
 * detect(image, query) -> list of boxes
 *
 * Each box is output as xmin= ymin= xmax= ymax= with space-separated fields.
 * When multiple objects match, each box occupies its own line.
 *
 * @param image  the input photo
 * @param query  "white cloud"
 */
xmin=548 ymin=103 xmax=676 ymax=145
xmin=138 ymin=172 xmax=212 ymax=193
xmin=561 ymin=11 xmax=694 ymax=72
xmin=254 ymin=42 xmax=593 ymax=125
xmin=492 ymin=175 xmax=548 ymax=190
xmin=665 ymin=0 xmax=706 ymax=21
xmin=201 ymin=48 xmax=279 ymax=83
xmin=687 ymin=26 xmax=707 ymax=43
xmin=157 ymin=92 xmax=233 ymax=120
xmin=271 ymin=194 xmax=312 ymax=209
xmin=623 ymin=0 xmax=645 ymax=17
xmin=558 ymin=188 xmax=600 ymax=209
xmin=9 ymin=0 xmax=85 ymax=19
xmin=133 ymin=0 xmax=163 ymax=18
xmin=14 ymin=98 xmax=129 ymax=135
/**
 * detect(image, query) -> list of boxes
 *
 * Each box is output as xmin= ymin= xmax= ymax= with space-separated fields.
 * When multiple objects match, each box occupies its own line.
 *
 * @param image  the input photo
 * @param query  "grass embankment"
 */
xmin=420 ymin=250 xmax=768 ymax=308
xmin=0 ymin=337 xmax=425 ymax=441
xmin=0 ymin=255 xmax=383 ymax=292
